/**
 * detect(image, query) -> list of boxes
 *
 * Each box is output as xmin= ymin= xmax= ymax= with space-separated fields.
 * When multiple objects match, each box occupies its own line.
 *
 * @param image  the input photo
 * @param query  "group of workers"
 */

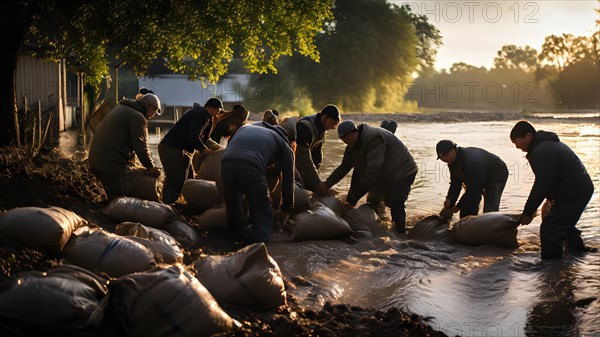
xmin=87 ymin=90 xmax=595 ymax=260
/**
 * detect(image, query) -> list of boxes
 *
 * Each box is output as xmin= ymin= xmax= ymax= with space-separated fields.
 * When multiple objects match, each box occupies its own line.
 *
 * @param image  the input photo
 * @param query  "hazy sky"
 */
xmin=389 ymin=0 xmax=599 ymax=70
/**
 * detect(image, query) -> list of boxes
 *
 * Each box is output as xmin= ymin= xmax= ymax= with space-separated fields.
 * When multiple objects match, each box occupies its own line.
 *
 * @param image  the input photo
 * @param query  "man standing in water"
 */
xmin=510 ymin=120 xmax=595 ymax=259
xmin=436 ymin=140 xmax=509 ymax=219
xmin=296 ymin=104 xmax=341 ymax=195
xmin=323 ymin=120 xmax=417 ymax=234
xmin=88 ymin=93 xmax=162 ymax=200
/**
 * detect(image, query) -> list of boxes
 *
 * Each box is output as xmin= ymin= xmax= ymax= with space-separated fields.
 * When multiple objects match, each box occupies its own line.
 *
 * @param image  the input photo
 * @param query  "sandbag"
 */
xmin=110 ymin=265 xmax=234 ymax=337
xmin=0 ymin=264 xmax=108 ymax=333
xmin=114 ymin=222 xmax=183 ymax=264
xmin=196 ymin=149 xmax=226 ymax=183
xmin=181 ymin=179 xmax=223 ymax=212
xmin=193 ymin=243 xmax=286 ymax=309
xmin=343 ymin=204 xmax=381 ymax=232
xmin=311 ymin=195 xmax=347 ymax=217
xmin=162 ymin=219 xmax=202 ymax=247
xmin=128 ymin=168 xmax=163 ymax=202
xmin=0 ymin=206 xmax=86 ymax=253
xmin=272 ymin=181 xmax=311 ymax=214
xmin=103 ymin=197 xmax=178 ymax=228
xmin=62 ymin=226 xmax=156 ymax=277
xmin=451 ymin=212 xmax=519 ymax=248
xmin=284 ymin=204 xmax=353 ymax=241
xmin=197 ymin=206 xmax=229 ymax=229
xmin=409 ymin=215 xmax=454 ymax=243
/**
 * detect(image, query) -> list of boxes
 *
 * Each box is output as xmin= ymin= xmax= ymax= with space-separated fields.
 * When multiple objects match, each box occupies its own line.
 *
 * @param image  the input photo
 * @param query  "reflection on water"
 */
xmin=265 ymin=119 xmax=599 ymax=337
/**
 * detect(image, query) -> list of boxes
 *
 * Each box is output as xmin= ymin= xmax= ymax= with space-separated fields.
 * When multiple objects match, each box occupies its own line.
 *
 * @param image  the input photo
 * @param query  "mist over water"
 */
xmin=264 ymin=118 xmax=599 ymax=337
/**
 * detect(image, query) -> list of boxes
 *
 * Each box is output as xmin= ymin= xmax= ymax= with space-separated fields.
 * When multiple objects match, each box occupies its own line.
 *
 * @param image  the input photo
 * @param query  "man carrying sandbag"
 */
xmin=221 ymin=123 xmax=295 ymax=243
xmin=436 ymin=140 xmax=509 ymax=219
xmin=510 ymin=120 xmax=596 ymax=259
xmin=322 ymin=120 xmax=418 ymax=235
xmin=158 ymin=97 xmax=224 ymax=204
xmin=88 ymin=93 xmax=162 ymax=200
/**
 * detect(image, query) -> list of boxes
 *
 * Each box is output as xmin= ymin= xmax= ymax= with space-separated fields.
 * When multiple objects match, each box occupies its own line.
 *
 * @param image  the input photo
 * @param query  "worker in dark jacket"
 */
xmin=296 ymin=105 xmax=341 ymax=194
xmin=158 ymin=97 xmax=223 ymax=204
xmin=324 ymin=120 xmax=418 ymax=234
xmin=88 ymin=93 xmax=162 ymax=200
xmin=436 ymin=140 xmax=509 ymax=219
xmin=510 ymin=120 xmax=595 ymax=259
xmin=221 ymin=124 xmax=295 ymax=243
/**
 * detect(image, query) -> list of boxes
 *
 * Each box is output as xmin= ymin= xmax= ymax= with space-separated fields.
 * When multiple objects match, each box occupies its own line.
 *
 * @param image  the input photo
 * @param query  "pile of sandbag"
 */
xmin=281 ymin=204 xmax=353 ymax=241
xmin=128 ymin=167 xmax=163 ymax=202
xmin=196 ymin=149 xmax=225 ymax=183
xmin=409 ymin=215 xmax=454 ymax=243
xmin=343 ymin=204 xmax=381 ymax=234
xmin=181 ymin=179 xmax=223 ymax=212
xmin=114 ymin=222 xmax=183 ymax=264
xmin=193 ymin=243 xmax=286 ymax=309
xmin=102 ymin=197 xmax=179 ymax=228
xmin=451 ymin=212 xmax=519 ymax=248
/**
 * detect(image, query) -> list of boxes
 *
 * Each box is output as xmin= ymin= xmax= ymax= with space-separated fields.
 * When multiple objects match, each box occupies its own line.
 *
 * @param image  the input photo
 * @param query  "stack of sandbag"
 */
xmin=283 ymin=204 xmax=353 ymax=241
xmin=193 ymin=243 xmax=286 ymax=309
xmin=272 ymin=181 xmax=312 ymax=214
xmin=62 ymin=226 xmax=156 ymax=277
xmin=102 ymin=197 xmax=179 ymax=228
xmin=110 ymin=265 xmax=234 ymax=337
xmin=342 ymin=204 xmax=381 ymax=234
xmin=181 ymin=179 xmax=223 ymax=212
xmin=161 ymin=219 xmax=202 ymax=247
xmin=310 ymin=194 xmax=347 ymax=217
xmin=451 ymin=212 xmax=519 ymax=248
xmin=0 ymin=206 xmax=86 ymax=254
xmin=128 ymin=167 xmax=163 ymax=202
xmin=114 ymin=222 xmax=183 ymax=264
xmin=0 ymin=264 xmax=108 ymax=334
xmin=196 ymin=149 xmax=225 ymax=183
xmin=196 ymin=206 xmax=229 ymax=230
xmin=409 ymin=215 xmax=454 ymax=243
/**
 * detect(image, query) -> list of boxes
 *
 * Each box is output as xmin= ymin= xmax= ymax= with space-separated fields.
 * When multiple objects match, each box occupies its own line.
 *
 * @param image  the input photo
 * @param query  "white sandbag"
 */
xmin=197 ymin=149 xmax=226 ymax=183
xmin=129 ymin=168 xmax=163 ymax=202
xmin=451 ymin=212 xmax=519 ymax=248
xmin=114 ymin=222 xmax=183 ymax=264
xmin=0 ymin=264 xmax=108 ymax=333
xmin=193 ymin=243 xmax=286 ymax=309
xmin=62 ymin=226 xmax=156 ymax=277
xmin=0 ymin=206 xmax=86 ymax=253
xmin=103 ymin=196 xmax=178 ymax=228
xmin=284 ymin=204 xmax=353 ymax=241
xmin=311 ymin=195 xmax=347 ymax=217
xmin=162 ymin=219 xmax=202 ymax=247
xmin=343 ymin=204 xmax=381 ymax=232
xmin=409 ymin=215 xmax=454 ymax=243
xmin=181 ymin=179 xmax=223 ymax=212
xmin=110 ymin=265 xmax=234 ymax=337
xmin=197 ymin=206 xmax=229 ymax=229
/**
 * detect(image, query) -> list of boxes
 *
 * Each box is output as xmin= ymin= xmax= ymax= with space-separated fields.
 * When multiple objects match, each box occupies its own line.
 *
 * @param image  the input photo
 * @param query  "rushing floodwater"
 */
xmin=145 ymin=116 xmax=599 ymax=337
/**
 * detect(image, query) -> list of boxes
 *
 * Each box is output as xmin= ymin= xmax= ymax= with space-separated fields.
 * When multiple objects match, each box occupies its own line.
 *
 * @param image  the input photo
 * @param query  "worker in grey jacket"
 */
xmin=88 ymin=93 xmax=162 ymax=200
xmin=296 ymin=105 xmax=341 ymax=194
xmin=510 ymin=120 xmax=595 ymax=259
xmin=221 ymin=124 xmax=295 ymax=243
xmin=324 ymin=121 xmax=418 ymax=234
xmin=436 ymin=140 xmax=509 ymax=219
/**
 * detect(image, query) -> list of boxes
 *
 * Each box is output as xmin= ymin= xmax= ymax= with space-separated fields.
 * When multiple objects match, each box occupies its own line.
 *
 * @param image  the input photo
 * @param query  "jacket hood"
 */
xmin=119 ymin=98 xmax=146 ymax=115
xmin=528 ymin=130 xmax=559 ymax=155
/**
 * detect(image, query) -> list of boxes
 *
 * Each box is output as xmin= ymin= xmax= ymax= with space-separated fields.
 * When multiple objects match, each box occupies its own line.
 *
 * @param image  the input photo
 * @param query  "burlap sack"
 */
xmin=197 ymin=206 xmax=229 ymax=229
xmin=161 ymin=219 xmax=202 ymax=247
xmin=114 ymin=222 xmax=183 ymax=264
xmin=409 ymin=215 xmax=454 ymax=243
xmin=62 ymin=226 xmax=156 ymax=277
xmin=284 ymin=204 xmax=353 ymax=241
xmin=0 ymin=206 xmax=86 ymax=253
xmin=103 ymin=197 xmax=178 ymax=228
xmin=272 ymin=181 xmax=311 ymax=214
xmin=311 ymin=195 xmax=347 ymax=217
xmin=193 ymin=243 xmax=286 ymax=309
xmin=0 ymin=264 xmax=108 ymax=333
xmin=196 ymin=149 xmax=226 ymax=183
xmin=110 ymin=265 xmax=234 ymax=337
xmin=129 ymin=168 xmax=163 ymax=202
xmin=181 ymin=179 xmax=223 ymax=212
xmin=343 ymin=204 xmax=381 ymax=232
xmin=451 ymin=212 xmax=519 ymax=248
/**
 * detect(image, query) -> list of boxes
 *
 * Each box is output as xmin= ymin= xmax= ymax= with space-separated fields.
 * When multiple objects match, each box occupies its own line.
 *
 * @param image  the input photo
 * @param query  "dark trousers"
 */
xmin=159 ymin=143 xmax=190 ymax=204
xmin=460 ymin=174 xmax=508 ymax=218
xmin=221 ymin=160 xmax=273 ymax=243
xmin=91 ymin=167 xmax=132 ymax=201
xmin=540 ymin=193 xmax=592 ymax=259
xmin=385 ymin=171 xmax=417 ymax=231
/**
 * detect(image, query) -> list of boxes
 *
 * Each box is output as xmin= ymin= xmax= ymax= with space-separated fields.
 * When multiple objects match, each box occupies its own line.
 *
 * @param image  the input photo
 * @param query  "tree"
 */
xmin=493 ymin=45 xmax=538 ymax=72
xmin=0 ymin=0 xmax=333 ymax=146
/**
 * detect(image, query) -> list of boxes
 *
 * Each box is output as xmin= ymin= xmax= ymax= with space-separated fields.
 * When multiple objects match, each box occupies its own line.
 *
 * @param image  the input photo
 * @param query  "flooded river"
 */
xmin=142 ymin=114 xmax=599 ymax=336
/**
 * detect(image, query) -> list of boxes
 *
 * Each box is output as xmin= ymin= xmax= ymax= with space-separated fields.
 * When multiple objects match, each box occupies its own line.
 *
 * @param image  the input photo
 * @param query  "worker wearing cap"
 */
xmin=296 ymin=104 xmax=341 ymax=194
xmin=436 ymin=140 xmax=509 ymax=219
xmin=88 ymin=93 xmax=162 ymax=200
xmin=324 ymin=120 xmax=417 ymax=234
xmin=159 ymin=97 xmax=224 ymax=204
